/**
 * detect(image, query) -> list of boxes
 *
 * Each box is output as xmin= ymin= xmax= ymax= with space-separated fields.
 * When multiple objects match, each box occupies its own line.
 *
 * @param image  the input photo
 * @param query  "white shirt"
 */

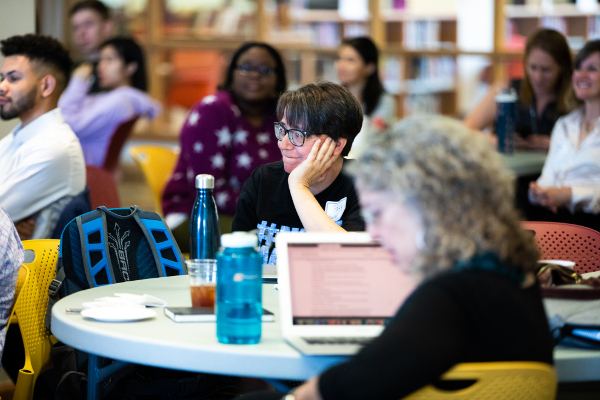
xmin=537 ymin=107 xmax=600 ymax=214
xmin=348 ymin=93 xmax=396 ymax=159
xmin=0 ymin=108 xmax=86 ymax=238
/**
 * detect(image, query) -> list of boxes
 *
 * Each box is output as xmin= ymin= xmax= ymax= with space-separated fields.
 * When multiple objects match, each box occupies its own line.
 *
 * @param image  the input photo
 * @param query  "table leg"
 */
xmin=87 ymin=354 xmax=130 ymax=400
xmin=88 ymin=354 xmax=101 ymax=400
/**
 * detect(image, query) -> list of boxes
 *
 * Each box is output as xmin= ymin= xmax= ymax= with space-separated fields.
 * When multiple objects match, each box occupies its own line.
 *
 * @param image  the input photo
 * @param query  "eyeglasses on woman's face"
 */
xmin=274 ymin=122 xmax=309 ymax=147
xmin=235 ymin=63 xmax=276 ymax=77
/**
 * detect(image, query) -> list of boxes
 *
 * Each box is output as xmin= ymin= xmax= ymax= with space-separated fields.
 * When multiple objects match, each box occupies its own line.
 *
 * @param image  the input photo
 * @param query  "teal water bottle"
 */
xmin=189 ymin=174 xmax=220 ymax=259
xmin=216 ymin=232 xmax=262 ymax=344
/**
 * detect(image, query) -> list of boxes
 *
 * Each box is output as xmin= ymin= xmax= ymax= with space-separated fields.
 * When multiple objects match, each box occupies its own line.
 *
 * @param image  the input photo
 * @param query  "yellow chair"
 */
xmin=9 ymin=265 xmax=29 ymax=325
xmin=403 ymin=362 xmax=557 ymax=399
xmin=13 ymin=240 xmax=59 ymax=400
xmin=129 ymin=145 xmax=179 ymax=214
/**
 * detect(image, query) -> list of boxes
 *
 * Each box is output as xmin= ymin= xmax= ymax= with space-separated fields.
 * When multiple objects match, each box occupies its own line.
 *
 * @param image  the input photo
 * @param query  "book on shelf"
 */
xmin=344 ymin=23 xmax=368 ymax=38
xmin=383 ymin=56 xmax=403 ymax=95
xmin=403 ymin=20 xmax=441 ymax=50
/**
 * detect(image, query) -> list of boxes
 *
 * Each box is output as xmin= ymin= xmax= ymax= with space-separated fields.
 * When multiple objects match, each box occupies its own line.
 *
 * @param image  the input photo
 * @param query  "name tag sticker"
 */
xmin=325 ymin=197 xmax=347 ymax=222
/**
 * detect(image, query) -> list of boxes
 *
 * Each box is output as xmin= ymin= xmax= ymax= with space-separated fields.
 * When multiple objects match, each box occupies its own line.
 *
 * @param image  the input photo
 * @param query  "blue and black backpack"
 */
xmin=43 ymin=206 xmax=190 ymax=399
xmin=45 ymin=206 xmax=186 ymax=329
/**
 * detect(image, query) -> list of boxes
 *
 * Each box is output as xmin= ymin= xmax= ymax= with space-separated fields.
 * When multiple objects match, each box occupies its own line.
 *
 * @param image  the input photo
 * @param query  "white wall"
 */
xmin=456 ymin=0 xmax=494 ymax=116
xmin=0 ymin=0 xmax=36 ymax=139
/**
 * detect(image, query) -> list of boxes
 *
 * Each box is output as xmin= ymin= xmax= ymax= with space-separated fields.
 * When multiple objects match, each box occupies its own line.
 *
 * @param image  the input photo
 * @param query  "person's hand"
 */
xmin=529 ymin=182 xmax=572 ymax=213
xmin=72 ymin=64 xmax=93 ymax=80
xmin=528 ymin=134 xmax=551 ymax=152
xmin=15 ymin=218 xmax=35 ymax=241
xmin=288 ymin=137 xmax=338 ymax=189
xmin=516 ymin=134 xmax=550 ymax=152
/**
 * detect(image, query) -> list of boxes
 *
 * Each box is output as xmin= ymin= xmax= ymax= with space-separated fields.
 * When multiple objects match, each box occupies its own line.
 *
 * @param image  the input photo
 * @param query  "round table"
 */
xmin=52 ymin=275 xmax=600 ymax=395
xmin=51 ymin=275 xmax=346 ymax=380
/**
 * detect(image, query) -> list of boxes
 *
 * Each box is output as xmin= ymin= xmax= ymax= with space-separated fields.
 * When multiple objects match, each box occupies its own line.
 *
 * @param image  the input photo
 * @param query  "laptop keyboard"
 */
xmin=302 ymin=337 xmax=373 ymax=346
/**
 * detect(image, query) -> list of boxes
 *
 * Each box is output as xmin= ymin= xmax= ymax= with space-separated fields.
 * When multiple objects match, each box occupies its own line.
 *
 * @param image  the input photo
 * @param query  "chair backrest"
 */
xmin=129 ymin=145 xmax=179 ymax=214
xmin=523 ymin=221 xmax=600 ymax=274
xmin=50 ymin=189 xmax=92 ymax=239
xmin=403 ymin=362 xmax=557 ymax=399
xmin=8 ymin=265 xmax=29 ymax=326
xmin=86 ymin=165 xmax=121 ymax=209
xmin=102 ymin=116 xmax=139 ymax=174
xmin=13 ymin=240 xmax=59 ymax=400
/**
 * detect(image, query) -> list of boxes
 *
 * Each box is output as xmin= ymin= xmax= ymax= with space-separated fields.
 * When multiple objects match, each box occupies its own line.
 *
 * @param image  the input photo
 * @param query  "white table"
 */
xmin=502 ymin=151 xmax=547 ymax=176
xmin=51 ymin=275 xmax=343 ymax=399
xmin=51 ymin=275 xmax=600 ymax=395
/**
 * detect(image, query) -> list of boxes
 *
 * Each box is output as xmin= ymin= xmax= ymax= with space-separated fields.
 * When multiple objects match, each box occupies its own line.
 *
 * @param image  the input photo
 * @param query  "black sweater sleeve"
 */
xmin=318 ymin=279 xmax=469 ymax=400
xmin=232 ymin=169 xmax=259 ymax=232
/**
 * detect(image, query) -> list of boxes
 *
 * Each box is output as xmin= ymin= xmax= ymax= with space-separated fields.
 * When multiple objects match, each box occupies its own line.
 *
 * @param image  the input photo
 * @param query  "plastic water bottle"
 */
xmin=495 ymin=88 xmax=517 ymax=154
xmin=189 ymin=174 xmax=220 ymax=259
xmin=216 ymin=232 xmax=262 ymax=344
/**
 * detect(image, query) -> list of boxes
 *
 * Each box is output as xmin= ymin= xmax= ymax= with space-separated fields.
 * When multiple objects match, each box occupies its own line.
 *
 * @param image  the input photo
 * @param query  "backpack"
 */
xmin=43 ymin=206 xmax=188 ymax=399
xmin=46 ymin=205 xmax=186 ymax=326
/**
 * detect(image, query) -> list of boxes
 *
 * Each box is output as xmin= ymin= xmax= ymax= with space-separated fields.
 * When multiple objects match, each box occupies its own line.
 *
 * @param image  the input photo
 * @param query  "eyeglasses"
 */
xmin=235 ymin=63 xmax=276 ymax=77
xmin=274 ymin=122 xmax=309 ymax=147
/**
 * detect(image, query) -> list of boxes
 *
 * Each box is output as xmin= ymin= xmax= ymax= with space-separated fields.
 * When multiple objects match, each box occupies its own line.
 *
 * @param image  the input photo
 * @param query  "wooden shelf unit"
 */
xmin=84 ymin=0 xmax=596 ymax=138
xmin=504 ymin=3 xmax=600 ymax=50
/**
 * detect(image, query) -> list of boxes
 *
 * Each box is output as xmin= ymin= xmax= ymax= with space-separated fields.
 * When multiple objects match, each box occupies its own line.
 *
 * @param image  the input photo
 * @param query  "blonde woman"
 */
xmin=241 ymin=116 xmax=553 ymax=400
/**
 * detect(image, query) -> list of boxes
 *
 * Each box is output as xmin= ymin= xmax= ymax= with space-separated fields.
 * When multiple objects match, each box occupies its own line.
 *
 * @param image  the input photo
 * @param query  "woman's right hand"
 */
xmin=73 ymin=63 xmax=93 ymax=80
xmin=516 ymin=134 xmax=551 ymax=152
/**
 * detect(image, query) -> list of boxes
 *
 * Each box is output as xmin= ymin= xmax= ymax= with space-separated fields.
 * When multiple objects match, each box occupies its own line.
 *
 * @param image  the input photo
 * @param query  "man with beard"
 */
xmin=0 ymin=34 xmax=85 ymax=240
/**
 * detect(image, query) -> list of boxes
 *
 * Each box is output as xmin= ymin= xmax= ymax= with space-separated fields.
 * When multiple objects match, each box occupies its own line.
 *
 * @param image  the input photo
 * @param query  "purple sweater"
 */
xmin=162 ymin=91 xmax=281 ymax=217
xmin=59 ymin=77 xmax=161 ymax=166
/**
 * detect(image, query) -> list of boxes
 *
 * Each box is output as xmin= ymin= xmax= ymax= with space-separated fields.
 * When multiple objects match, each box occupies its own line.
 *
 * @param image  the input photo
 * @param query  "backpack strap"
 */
xmin=133 ymin=210 xmax=186 ymax=277
xmin=45 ymin=263 xmax=66 ymax=330
xmin=79 ymin=211 xmax=117 ymax=286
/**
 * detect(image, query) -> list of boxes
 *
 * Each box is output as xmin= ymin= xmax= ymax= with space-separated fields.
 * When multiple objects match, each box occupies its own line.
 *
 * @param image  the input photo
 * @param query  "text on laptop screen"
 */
xmin=288 ymin=243 xmax=415 ymax=326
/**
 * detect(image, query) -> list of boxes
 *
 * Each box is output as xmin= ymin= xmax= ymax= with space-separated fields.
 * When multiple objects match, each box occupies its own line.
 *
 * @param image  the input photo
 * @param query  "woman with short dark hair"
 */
xmin=233 ymin=82 xmax=365 ymax=264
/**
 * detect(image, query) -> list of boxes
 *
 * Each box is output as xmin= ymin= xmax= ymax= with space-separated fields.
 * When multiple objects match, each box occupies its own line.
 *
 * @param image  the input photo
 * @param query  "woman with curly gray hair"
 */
xmin=241 ymin=116 xmax=554 ymax=400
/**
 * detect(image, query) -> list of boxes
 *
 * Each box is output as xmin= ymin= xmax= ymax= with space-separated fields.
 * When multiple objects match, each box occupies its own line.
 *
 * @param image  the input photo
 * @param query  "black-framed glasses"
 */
xmin=274 ymin=122 xmax=308 ymax=147
xmin=235 ymin=63 xmax=276 ymax=77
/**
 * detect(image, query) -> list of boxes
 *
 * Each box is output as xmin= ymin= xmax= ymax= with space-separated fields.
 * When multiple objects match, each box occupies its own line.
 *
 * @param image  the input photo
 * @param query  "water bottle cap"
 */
xmin=221 ymin=232 xmax=258 ymax=248
xmin=495 ymin=89 xmax=517 ymax=103
xmin=195 ymin=174 xmax=214 ymax=189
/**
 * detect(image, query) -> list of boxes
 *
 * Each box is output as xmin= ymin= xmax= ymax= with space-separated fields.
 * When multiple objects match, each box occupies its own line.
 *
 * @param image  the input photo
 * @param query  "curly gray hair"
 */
xmin=352 ymin=115 xmax=539 ymax=278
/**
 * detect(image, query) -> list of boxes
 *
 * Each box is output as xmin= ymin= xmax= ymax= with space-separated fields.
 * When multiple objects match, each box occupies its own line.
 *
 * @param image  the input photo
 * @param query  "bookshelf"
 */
xmin=79 ymin=0 xmax=539 ymax=138
xmin=504 ymin=2 xmax=600 ymax=52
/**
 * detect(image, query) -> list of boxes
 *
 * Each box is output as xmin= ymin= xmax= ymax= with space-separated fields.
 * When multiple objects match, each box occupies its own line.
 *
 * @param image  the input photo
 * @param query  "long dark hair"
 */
xmin=520 ymin=29 xmax=573 ymax=114
xmin=100 ymin=37 xmax=147 ymax=91
xmin=341 ymin=37 xmax=385 ymax=117
xmin=219 ymin=42 xmax=288 ymax=106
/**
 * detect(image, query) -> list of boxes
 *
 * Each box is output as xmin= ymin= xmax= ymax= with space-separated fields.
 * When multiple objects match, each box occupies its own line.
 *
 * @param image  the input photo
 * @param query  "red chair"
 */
xmin=86 ymin=166 xmax=121 ymax=209
xmin=102 ymin=116 xmax=139 ymax=174
xmin=523 ymin=221 xmax=600 ymax=274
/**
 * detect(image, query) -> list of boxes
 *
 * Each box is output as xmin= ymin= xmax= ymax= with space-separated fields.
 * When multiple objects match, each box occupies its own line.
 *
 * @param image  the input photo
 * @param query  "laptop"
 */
xmin=276 ymin=232 xmax=417 ymax=355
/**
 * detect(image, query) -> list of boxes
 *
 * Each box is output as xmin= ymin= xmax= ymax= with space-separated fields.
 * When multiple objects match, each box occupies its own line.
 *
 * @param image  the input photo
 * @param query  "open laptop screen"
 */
xmin=288 ymin=243 xmax=416 ymax=326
